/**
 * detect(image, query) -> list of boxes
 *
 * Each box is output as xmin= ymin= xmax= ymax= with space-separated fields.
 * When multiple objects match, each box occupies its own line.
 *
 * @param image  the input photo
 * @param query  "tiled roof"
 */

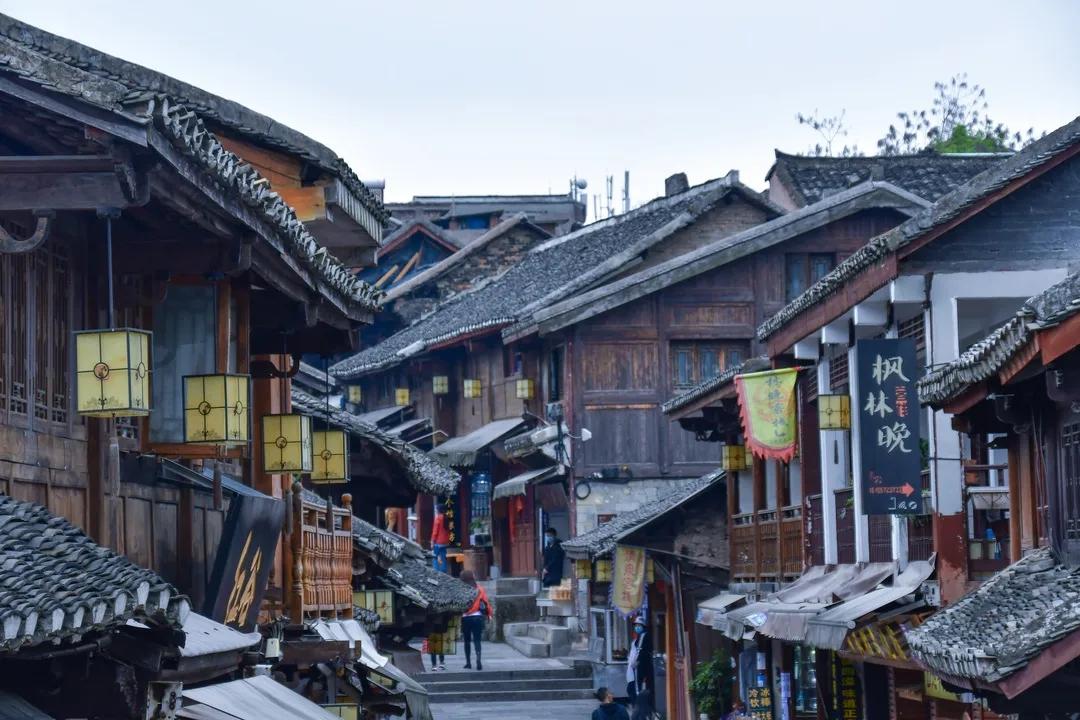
xmin=0 ymin=494 xmax=188 ymax=653
xmin=292 ymin=388 xmax=459 ymax=496
xmin=758 ymin=117 xmax=1080 ymax=343
xmin=562 ymin=470 xmax=724 ymax=559
xmin=768 ymin=150 xmax=1008 ymax=207
xmin=0 ymin=15 xmax=384 ymax=315
xmin=906 ymin=547 xmax=1080 ymax=683
xmin=917 ymin=274 xmax=1080 ymax=406
xmin=352 ymin=515 xmax=426 ymax=568
xmin=661 ymin=357 xmax=771 ymax=415
xmin=331 ymin=175 xmax=775 ymax=378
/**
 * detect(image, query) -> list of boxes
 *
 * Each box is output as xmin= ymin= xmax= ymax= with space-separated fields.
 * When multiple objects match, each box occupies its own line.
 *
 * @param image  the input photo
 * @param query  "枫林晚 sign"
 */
xmin=855 ymin=339 xmax=922 ymax=515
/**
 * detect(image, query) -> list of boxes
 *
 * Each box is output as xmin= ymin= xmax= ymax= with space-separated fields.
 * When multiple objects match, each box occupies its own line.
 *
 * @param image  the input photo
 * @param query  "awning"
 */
xmin=0 ymin=690 xmax=52 ymax=719
xmin=805 ymin=559 xmax=936 ymax=650
xmin=696 ymin=593 xmax=745 ymax=627
xmin=385 ymin=417 xmax=430 ymax=439
xmin=311 ymin=619 xmax=388 ymax=670
xmin=969 ymin=486 xmax=1010 ymax=510
xmin=493 ymin=465 xmax=562 ymax=500
xmin=179 ymin=612 xmax=262 ymax=658
xmin=180 ymin=675 xmax=341 ymax=720
xmin=429 ymin=418 xmax=527 ymax=468
xmin=357 ymin=405 xmax=408 ymax=428
xmin=369 ymin=661 xmax=433 ymax=720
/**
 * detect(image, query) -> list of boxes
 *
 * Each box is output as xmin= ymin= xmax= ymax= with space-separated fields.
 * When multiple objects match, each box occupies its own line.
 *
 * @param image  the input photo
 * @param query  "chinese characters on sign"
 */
xmin=830 ymin=654 xmax=861 ymax=720
xmin=855 ymin=339 xmax=923 ymax=515
xmin=612 ymin=545 xmax=646 ymax=616
xmin=734 ymin=368 xmax=799 ymax=462
xmin=747 ymin=685 xmax=774 ymax=720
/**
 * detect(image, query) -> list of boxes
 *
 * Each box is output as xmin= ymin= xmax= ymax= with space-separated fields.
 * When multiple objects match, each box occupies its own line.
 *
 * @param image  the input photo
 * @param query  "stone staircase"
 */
xmin=481 ymin=576 xmax=541 ymax=641
xmin=417 ymin=664 xmax=593 ymax=703
xmin=503 ymin=620 xmax=572 ymax=658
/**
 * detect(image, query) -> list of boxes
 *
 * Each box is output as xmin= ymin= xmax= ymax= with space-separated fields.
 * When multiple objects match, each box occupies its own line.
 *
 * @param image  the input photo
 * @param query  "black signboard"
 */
xmin=829 ymin=653 xmax=862 ymax=720
xmin=204 ymin=491 xmax=286 ymax=631
xmin=855 ymin=338 xmax=922 ymax=515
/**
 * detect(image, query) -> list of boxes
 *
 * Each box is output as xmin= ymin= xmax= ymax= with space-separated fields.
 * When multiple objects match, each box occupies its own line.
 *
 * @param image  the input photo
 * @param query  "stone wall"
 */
xmin=574 ymin=476 xmax=698 ymax=535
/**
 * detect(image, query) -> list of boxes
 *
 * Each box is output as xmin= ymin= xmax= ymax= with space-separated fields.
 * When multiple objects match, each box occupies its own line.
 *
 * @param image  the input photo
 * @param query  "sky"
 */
xmin=5 ymin=1 xmax=1078 ymax=218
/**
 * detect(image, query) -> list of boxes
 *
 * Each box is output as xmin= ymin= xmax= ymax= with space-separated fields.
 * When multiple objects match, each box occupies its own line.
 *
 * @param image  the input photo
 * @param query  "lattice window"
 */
xmin=828 ymin=353 xmax=849 ymax=393
xmin=898 ymin=313 xmax=926 ymax=370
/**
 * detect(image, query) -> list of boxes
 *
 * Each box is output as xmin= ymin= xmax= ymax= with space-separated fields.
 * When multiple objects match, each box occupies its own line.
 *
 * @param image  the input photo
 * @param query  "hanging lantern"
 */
xmin=515 ymin=378 xmax=535 ymax=400
xmin=347 ymin=385 xmax=362 ymax=404
xmin=721 ymin=444 xmax=746 ymax=472
xmin=818 ymin=394 xmax=851 ymax=430
xmin=355 ymin=589 xmax=396 ymax=625
xmin=312 ymin=430 xmax=350 ymax=484
xmin=74 ymin=329 xmax=152 ymax=417
xmin=433 ymin=376 xmax=449 ymax=395
xmin=463 ymin=379 xmax=482 ymax=399
xmin=395 ymin=388 xmax=410 ymax=406
xmin=594 ymin=558 xmax=613 ymax=582
xmin=183 ymin=374 xmax=250 ymax=445
xmin=262 ymin=414 xmax=313 ymax=473
xmin=575 ymin=558 xmax=591 ymax=578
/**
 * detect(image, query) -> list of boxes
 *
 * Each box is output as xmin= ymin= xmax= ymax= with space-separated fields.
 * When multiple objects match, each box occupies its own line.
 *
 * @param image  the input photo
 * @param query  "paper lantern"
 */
xmin=433 ymin=376 xmax=449 ymax=395
xmin=74 ymin=329 xmax=152 ymax=417
xmin=262 ymin=414 xmax=313 ymax=473
xmin=515 ymin=378 xmax=535 ymax=400
xmin=312 ymin=430 xmax=349 ymax=484
xmin=356 ymin=589 xmax=395 ymax=625
xmin=818 ymin=394 xmax=851 ymax=430
xmin=575 ymin=559 xmax=591 ymax=578
xmin=594 ymin=558 xmax=613 ymax=582
xmin=722 ymin=444 xmax=746 ymax=472
xmin=395 ymin=388 xmax=410 ymax=406
xmin=463 ymin=379 xmax=482 ymax=399
xmin=183 ymin=374 xmax=250 ymax=445
xmin=347 ymin=385 xmax=362 ymax=404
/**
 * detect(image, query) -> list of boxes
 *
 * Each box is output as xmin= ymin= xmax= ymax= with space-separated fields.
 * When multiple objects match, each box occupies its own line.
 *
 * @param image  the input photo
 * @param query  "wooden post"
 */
xmin=290 ymin=479 xmax=304 ymax=623
xmin=342 ymin=494 xmax=353 ymax=619
xmin=728 ymin=469 xmax=738 ymax=572
xmin=1007 ymin=433 xmax=1022 ymax=563
xmin=752 ymin=455 xmax=765 ymax=580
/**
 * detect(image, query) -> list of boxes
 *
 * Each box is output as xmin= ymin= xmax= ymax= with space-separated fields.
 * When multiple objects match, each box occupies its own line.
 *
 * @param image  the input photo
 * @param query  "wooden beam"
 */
xmin=0 ymin=155 xmax=149 ymax=210
xmin=1039 ymin=313 xmax=1080 ymax=365
xmin=0 ymin=75 xmax=148 ymax=147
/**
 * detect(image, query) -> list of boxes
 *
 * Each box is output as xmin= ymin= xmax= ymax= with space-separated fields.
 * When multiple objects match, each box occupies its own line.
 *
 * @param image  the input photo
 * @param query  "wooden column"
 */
xmin=289 ymin=479 xmax=304 ymax=623
xmin=752 ymin=456 xmax=765 ymax=579
xmin=1007 ymin=433 xmax=1022 ymax=562
xmin=664 ymin=579 xmax=678 ymax=720
xmin=728 ymin=469 xmax=738 ymax=572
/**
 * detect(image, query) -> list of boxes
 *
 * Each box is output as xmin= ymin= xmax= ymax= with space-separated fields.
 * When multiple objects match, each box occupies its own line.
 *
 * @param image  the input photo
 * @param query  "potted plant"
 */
xmin=690 ymin=647 xmax=733 ymax=720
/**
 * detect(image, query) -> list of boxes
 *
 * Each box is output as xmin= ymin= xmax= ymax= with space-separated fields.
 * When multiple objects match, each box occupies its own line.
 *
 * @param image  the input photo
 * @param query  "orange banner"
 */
xmin=735 ymin=368 xmax=799 ymax=462
xmin=612 ymin=545 xmax=646 ymax=616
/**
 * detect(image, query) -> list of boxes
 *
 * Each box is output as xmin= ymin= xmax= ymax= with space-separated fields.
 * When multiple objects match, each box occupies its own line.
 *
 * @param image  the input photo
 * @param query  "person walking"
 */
xmin=431 ymin=502 xmax=450 ymax=572
xmin=592 ymin=687 xmax=630 ymax=720
xmin=626 ymin=615 xmax=655 ymax=720
xmin=421 ymin=637 xmax=445 ymax=672
xmin=460 ymin=570 xmax=492 ymax=671
xmin=541 ymin=526 xmax=565 ymax=588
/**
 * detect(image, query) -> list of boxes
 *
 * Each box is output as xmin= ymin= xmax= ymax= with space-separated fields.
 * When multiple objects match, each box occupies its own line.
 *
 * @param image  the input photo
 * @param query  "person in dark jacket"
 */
xmin=541 ymin=527 xmax=565 ymax=587
xmin=592 ymin=687 xmax=630 ymax=720
xmin=459 ymin=570 xmax=493 ymax=671
xmin=626 ymin=615 xmax=654 ymax=720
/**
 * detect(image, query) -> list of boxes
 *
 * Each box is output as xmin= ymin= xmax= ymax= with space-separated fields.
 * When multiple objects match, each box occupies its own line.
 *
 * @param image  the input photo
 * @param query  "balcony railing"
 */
xmin=835 ymin=489 xmax=855 ymax=564
xmin=806 ymin=495 xmax=825 ymax=567
xmin=907 ymin=516 xmax=934 ymax=561
xmin=869 ymin=514 xmax=893 ymax=563
xmin=290 ymin=486 xmax=354 ymax=621
xmin=731 ymin=507 xmax=805 ymax=580
xmin=731 ymin=513 xmax=756 ymax=578
xmin=758 ymin=509 xmax=779 ymax=577
xmin=780 ymin=505 xmax=803 ymax=576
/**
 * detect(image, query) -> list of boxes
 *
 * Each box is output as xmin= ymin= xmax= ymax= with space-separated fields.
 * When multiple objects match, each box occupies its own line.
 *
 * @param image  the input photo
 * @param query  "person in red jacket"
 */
xmin=460 ymin=570 xmax=492 ymax=670
xmin=431 ymin=502 xmax=450 ymax=573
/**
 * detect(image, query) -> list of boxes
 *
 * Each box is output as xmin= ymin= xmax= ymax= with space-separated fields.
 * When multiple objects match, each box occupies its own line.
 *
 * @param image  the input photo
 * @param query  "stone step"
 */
xmin=503 ymin=621 xmax=530 ymax=638
xmin=494 ymin=577 xmax=538 ymax=596
xmin=423 ymin=677 xmax=593 ymax=694
xmin=415 ymin=667 xmax=584 ymax=683
xmin=428 ymin=687 xmax=597 ymax=704
xmin=526 ymin=622 xmax=570 ymax=644
xmin=505 ymin=634 xmax=552 ymax=658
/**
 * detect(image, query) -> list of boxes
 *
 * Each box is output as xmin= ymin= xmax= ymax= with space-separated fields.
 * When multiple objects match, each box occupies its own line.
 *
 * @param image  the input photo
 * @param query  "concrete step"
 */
xmin=495 ymin=577 xmax=538 ymax=596
xmin=415 ymin=667 xmax=584 ymax=683
xmin=423 ymin=677 xmax=593 ymax=694
xmin=526 ymin=622 xmax=570 ymax=643
xmin=505 ymin=634 xmax=551 ymax=658
xmin=503 ymin=622 xmax=530 ymax=638
xmin=428 ymin=687 xmax=597 ymax=704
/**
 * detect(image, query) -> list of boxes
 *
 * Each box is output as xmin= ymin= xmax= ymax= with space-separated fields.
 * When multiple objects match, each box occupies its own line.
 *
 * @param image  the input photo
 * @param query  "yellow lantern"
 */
xmin=721 ymin=444 xmax=746 ymax=472
xmin=262 ymin=413 xmax=313 ymax=473
xmin=347 ymin=385 xmax=362 ymax=404
xmin=74 ymin=329 xmax=152 ymax=417
xmin=646 ymin=558 xmax=655 ymax=584
xmin=818 ymin=394 xmax=851 ymax=430
xmin=575 ymin=558 xmax=591 ymax=578
xmin=515 ymin=378 xmax=535 ymax=400
xmin=594 ymin=558 xmax=613 ymax=582
xmin=433 ymin=376 xmax=449 ymax=395
xmin=463 ymin=379 xmax=482 ymax=398
xmin=183 ymin=374 xmax=250 ymax=445
xmin=355 ymin=589 xmax=395 ymax=625
xmin=395 ymin=388 xmax=410 ymax=406
xmin=312 ymin=430 xmax=350 ymax=484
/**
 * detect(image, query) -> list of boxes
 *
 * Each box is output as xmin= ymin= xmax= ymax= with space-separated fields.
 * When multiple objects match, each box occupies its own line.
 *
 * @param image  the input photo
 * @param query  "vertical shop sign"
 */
xmin=747 ymin=685 xmax=774 ymax=720
xmin=855 ymin=339 xmax=922 ymax=515
xmin=830 ymin=653 xmax=862 ymax=720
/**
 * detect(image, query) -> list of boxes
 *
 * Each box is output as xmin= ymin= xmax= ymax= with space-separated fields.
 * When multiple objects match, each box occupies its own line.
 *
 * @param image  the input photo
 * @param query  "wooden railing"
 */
xmin=806 ymin=494 xmax=825 ymax=567
xmin=290 ymin=481 xmax=354 ymax=622
xmin=731 ymin=512 xmax=756 ymax=578
xmin=780 ymin=505 xmax=803 ymax=576
xmin=835 ymin=489 xmax=855 ymax=565
xmin=758 ymin=509 xmax=779 ymax=577
xmin=907 ymin=516 xmax=934 ymax=561
xmin=869 ymin=514 xmax=893 ymax=563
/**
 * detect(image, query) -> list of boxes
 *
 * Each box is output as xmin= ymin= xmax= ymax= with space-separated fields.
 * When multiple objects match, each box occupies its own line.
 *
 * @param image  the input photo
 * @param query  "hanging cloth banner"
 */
xmin=734 ymin=367 xmax=799 ymax=462
xmin=612 ymin=545 xmax=646 ymax=617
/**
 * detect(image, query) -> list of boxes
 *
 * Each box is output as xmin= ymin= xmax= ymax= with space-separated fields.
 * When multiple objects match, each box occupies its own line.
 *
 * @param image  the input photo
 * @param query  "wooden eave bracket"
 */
xmin=0 ymin=208 xmax=53 ymax=254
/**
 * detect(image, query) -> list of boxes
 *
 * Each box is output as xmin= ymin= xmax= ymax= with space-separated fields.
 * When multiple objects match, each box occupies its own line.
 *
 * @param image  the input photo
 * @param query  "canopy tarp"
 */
xmin=429 ymin=418 xmax=527 ymax=467
xmin=493 ymin=465 xmax=561 ymax=500
xmin=181 ymin=675 xmax=341 ymax=720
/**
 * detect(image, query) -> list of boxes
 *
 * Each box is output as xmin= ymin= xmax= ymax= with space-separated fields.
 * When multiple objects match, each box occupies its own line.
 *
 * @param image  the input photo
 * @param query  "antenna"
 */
xmin=623 ymin=171 xmax=630 ymax=213
xmin=593 ymin=194 xmax=599 ymax=222
xmin=606 ymin=175 xmax=614 ymax=218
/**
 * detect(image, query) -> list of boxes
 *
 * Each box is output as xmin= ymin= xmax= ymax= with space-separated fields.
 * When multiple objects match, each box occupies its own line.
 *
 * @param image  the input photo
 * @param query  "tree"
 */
xmin=690 ymin=647 xmax=735 ymax=719
xmin=796 ymin=110 xmax=861 ymax=157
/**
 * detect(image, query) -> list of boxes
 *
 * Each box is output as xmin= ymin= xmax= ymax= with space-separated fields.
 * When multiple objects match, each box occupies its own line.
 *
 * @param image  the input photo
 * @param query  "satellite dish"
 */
xmin=575 ymin=178 xmax=588 ymax=190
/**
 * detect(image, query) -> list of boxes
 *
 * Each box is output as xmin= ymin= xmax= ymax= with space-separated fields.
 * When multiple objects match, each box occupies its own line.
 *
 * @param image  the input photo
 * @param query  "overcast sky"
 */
xmin=6 ymin=1 xmax=1078 ymax=216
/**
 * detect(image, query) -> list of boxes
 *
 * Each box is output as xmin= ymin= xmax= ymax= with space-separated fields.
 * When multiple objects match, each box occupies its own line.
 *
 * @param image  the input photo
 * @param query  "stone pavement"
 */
xmin=415 ymin=638 xmax=570 ymax=673
xmin=432 ymin=699 xmax=597 ymax=720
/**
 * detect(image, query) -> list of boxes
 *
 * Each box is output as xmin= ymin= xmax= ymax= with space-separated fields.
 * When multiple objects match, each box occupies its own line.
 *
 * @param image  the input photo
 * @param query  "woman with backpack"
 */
xmin=460 ymin=570 xmax=492 ymax=670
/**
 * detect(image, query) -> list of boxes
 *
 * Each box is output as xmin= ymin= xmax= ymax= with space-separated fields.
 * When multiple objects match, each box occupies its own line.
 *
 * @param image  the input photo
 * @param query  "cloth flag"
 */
xmin=612 ymin=545 xmax=646 ymax=617
xmin=734 ymin=367 xmax=799 ymax=462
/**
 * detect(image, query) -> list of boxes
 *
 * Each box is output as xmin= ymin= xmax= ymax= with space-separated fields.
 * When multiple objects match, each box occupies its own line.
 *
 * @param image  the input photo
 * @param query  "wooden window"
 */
xmin=898 ymin=313 xmax=926 ymax=369
xmin=785 ymin=253 xmax=836 ymax=302
xmin=0 ymin=234 xmax=79 ymax=437
xmin=1059 ymin=418 xmax=1080 ymax=562
xmin=670 ymin=342 xmax=747 ymax=389
xmin=828 ymin=353 xmax=849 ymax=392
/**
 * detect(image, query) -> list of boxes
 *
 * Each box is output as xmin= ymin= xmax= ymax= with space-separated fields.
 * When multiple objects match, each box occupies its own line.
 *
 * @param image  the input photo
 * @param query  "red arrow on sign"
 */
xmin=900 ymin=483 xmax=915 ymax=497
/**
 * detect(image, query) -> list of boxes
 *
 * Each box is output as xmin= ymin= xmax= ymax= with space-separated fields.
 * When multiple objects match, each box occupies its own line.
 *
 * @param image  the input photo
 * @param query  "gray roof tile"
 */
xmin=662 ymin=357 xmax=770 ymax=415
